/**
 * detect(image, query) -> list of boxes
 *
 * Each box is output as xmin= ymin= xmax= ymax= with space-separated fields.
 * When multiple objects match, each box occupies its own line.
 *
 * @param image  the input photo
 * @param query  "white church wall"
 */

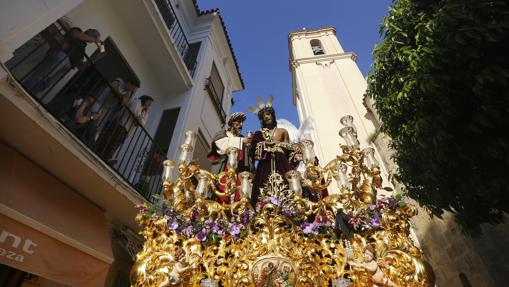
xmin=289 ymin=27 xmax=390 ymax=194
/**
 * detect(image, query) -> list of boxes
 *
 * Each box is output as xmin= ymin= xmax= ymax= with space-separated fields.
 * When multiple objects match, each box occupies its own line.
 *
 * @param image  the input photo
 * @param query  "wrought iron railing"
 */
xmin=205 ymin=77 xmax=227 ymax=124
xmin=154 ymin=0 xmax=198 ymax=76
xmin=4 ymin=22 xmax=166 ymax=201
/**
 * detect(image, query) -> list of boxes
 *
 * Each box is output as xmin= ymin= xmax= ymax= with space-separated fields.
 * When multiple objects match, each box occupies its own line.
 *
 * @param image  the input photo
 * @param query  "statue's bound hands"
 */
xmin=243 ymin=137 xmax=252 ymax=145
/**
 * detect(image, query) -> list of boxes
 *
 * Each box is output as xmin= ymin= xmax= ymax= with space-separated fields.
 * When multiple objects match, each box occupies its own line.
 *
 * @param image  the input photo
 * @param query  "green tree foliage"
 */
xmin=368 ymin=0 xmax=509 ymax=233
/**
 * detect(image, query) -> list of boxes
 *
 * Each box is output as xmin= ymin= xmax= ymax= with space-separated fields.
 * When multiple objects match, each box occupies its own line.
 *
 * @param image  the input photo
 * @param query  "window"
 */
xmin=205 ymin=62 xmax=226 ymax=123
xmin=136 ymin=107 xmax=180 ymax=197
xmin=310 ymin=39 xmax=325 ymax=55
xmin=140 ymin=108 xmax=180 ymax=178
xmin=185 ymin=41 xmax=201 ymax=75
xmin=153 ymin=108 xmax=180 ymax=154
xmin=209 ymin=62 xmax=224 ymax=102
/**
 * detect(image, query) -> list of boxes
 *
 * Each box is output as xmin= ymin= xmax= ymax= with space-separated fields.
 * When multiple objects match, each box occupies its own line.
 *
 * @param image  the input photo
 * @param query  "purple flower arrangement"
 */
xmin=135 ymin=193 xmax=408 ymax=242
xmin=347 ymin=193 xmax=407 ymax=232
xmin=257 ymin=196 xmax=335 ymax=236
xmin=376 ymin=193 xmax=407 ymax=210
xmin=301 ymin=220 xmax=334 ymax=235
xmin=347 ymin=205 xmax=381 ymax=232
xmin=135 ymin=200 xmax=256 ymax=245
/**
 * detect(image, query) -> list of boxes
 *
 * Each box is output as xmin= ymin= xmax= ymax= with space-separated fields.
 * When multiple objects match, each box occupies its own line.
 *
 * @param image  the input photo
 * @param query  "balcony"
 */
xmin=2 ymin=22 xmax=165 ymax=203
xmin=153 ymin=0 xmax=198 ymax=76
xmin=108 ymin=0 xmax=199 ymax=94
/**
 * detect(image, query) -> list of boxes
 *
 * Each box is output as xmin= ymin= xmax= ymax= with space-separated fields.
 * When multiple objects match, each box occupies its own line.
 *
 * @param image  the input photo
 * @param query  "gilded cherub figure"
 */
xmin=347 ymin=244 xmax=397 ymax=287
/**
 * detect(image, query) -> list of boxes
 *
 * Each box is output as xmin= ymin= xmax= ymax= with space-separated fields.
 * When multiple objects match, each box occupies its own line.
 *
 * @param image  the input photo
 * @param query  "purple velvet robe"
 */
xmin=250 ymin=130 xmax=294 ymax=206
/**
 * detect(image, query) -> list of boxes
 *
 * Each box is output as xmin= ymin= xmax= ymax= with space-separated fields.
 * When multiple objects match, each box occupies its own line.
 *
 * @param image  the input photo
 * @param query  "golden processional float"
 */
xmin=130 ymin=116 xmax=434 ymax=287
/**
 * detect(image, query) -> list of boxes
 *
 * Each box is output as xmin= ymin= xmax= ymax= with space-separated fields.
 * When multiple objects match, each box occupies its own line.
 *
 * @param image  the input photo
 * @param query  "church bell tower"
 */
xmin=288 ymin=27 xmax=386 ymax=191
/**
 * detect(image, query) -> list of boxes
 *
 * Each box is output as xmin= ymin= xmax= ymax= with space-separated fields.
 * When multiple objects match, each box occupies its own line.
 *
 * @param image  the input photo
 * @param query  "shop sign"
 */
xmin=0 ymin=229 xmax=38 ymax=262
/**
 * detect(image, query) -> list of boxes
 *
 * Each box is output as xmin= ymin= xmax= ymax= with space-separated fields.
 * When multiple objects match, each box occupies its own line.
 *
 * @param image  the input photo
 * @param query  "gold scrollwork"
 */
xmin=131 ymin=127 xmax=434 ymax=287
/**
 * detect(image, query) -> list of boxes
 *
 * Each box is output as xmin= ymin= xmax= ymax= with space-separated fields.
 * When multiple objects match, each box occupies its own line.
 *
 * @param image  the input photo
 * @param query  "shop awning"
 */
xmin=0 ymin=213 xmax=111 ymax=287
xmin=0 ymin=142 xmax=114 ymax=286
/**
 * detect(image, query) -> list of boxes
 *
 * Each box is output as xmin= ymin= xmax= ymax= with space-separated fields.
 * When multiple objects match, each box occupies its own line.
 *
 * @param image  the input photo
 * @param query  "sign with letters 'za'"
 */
xmin=0 ymin=213 xmax=111 ymax=287
xmin=0 ymin=222 xmax=37 ymax=263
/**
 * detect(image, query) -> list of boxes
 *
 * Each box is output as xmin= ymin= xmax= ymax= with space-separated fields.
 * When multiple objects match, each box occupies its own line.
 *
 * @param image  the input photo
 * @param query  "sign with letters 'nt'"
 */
xmin=0 ymin=214 xmax=111 ymax=287
xmin=0 ymin=228 xmax=37 ymax=263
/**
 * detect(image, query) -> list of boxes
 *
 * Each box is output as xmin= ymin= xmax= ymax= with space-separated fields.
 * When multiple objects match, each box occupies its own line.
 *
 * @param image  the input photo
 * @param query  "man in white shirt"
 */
xmin=120 ymin=95 xmax=153 ymax=132
xmin=94 ymin=77 xmax=140 ymax=128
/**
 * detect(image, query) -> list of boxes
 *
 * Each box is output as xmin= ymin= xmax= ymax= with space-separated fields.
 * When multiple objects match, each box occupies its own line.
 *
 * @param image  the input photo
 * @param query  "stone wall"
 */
xmin=410 ymin=204 xmax=509 ymax=287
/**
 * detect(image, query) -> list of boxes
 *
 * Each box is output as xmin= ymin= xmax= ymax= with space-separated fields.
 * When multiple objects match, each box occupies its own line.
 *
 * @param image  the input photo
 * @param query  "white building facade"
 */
xmin=0 ymin=0 xmax=242 ymax=286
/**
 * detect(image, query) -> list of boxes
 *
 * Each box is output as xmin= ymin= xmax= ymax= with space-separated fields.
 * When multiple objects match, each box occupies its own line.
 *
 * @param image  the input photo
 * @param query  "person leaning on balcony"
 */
xmin=96 ymin=95 xmax=154 ymax=165
xmin=124 ymin=95 xmax=154 ymax=128
xmin=22 ymin=27 xmax=103 ymax=95
xmin=72 ymin=96 xmax=101 ymax=149
xmin=112 ymin=77 xmax=140 ymax=110
xmin=59 ymin=27 xmax=104 ymax=70
xmin=95 ymin=77 xmax=140 ymax=159
xmin=94 ymin=77 xmax=140 ymax=131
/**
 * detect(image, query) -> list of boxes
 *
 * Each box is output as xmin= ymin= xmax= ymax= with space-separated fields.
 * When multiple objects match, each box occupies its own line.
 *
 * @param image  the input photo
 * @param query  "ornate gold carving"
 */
xmin=131 ymin=125 xmax=434 ymax=287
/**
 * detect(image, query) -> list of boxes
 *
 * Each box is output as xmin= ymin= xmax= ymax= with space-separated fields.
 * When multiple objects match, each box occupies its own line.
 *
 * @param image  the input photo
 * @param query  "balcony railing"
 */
xmin=154 ymin=0 xmax=198 ymax=76
xmin=4 ymin=22 xmax=166 ymax=201
xmin=205 ymin=78 xmax=227 ymax=124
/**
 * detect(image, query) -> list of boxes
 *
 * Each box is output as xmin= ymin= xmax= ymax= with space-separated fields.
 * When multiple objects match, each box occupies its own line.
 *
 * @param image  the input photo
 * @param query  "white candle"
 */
xmin=362 ymin=147 xmax=379 ymax=169
xmin=340 ymin=115 xmax=354 ymax=127
xmin=239 ymin=171 xmax=253 ymax=199
xmin=301 ymin=140 xmax=315 ymax=164
xmin=339 ymin=127 xmax=359 ymax=148
xmin=183 ymin=130 xmax=197 ymax=147
xmin=285 ymin=170 xmax=303 ymax=197
xmin=195 ymin=171 xmax=210 ymax=198
xmin=226 ymin=147 xmax=239 ymax=169
xmin=162 ymin=160 xmax=175 ymax=182
xmin=334 ymin=163 xmax=350 ymax=190
xmin=178 ymin=144 xmax=193 ymax=164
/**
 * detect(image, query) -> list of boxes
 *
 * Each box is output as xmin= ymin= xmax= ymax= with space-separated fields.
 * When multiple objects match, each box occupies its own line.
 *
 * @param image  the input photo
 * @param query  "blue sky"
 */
xmin=198 ymin=0 xmax=393 ymax=133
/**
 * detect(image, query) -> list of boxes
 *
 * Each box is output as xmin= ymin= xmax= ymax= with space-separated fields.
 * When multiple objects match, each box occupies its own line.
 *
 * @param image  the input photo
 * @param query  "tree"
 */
xmin=368 ymin=0 xmax=509 ymax=233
